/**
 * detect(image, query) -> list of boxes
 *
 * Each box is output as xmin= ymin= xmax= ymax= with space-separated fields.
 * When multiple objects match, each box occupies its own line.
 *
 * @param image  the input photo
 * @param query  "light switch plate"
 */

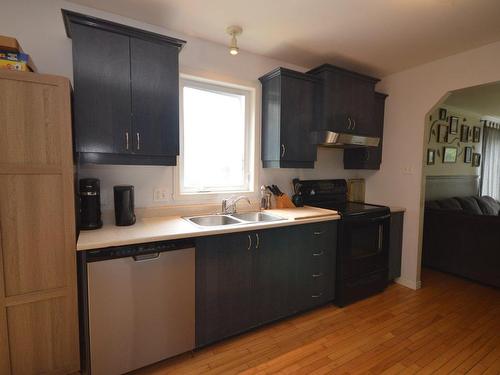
xmin=402 ymin=166 xmax=414 ymax=175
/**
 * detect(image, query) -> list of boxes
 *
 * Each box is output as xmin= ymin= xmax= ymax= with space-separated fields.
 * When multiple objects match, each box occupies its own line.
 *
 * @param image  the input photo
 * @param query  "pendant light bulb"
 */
xmin=226 ymin=25 xmax=242 ymax=56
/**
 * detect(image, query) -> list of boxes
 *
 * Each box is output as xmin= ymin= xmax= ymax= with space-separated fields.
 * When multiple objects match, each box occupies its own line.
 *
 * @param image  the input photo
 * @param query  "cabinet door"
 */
xmin=196 ymin=232 xmax=254 ymax=347
xmin=6 ymin=296 xmax=79 ymax=374
xmin=253 ymin=227 xmax=297 ymax=324
xmin=296 ymin=222 xmax=337 ymax=312
xmin=349 ymin=79 xmax=376 ymax=136
xmin=130 ymin=37 xmax=180 ymax=157
xmin=344 ymin=147 xmax=381 ymax=170
xmin=389 ymin=212 xmax=404 ymax=280
xmin=344 ymin=92 xmax=386 ymax=169
xmin=320 ymin=71 xmax=353 ymax=133
xmin=72 ymin=24 xmax=132 ymax=154
xmin=0 ymin=72 xmax=79 ymax=374
xmin=280 ymin=76 xmax=317 ymax=164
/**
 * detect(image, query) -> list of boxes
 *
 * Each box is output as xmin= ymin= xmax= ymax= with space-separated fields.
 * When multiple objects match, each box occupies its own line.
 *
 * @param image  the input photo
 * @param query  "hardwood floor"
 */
xmin=132 ymin=269 xmax=500 ymax=374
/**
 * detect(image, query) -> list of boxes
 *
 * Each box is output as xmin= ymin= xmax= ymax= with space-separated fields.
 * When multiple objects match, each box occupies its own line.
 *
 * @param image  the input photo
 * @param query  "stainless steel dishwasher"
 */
xmin=83 ymin=239 xmax=195 ymax=375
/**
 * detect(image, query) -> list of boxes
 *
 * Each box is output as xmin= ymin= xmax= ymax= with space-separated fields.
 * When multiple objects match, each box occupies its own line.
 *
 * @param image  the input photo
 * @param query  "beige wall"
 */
xmin=365 ymin=41 xmax=500 ymax=289
xmin=424 ymin=105 xmax=483 ymax=177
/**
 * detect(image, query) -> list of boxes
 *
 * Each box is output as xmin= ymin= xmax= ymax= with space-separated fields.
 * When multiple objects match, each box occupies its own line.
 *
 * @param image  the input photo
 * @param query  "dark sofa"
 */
xmin=423 ymin=196 xmax=500 ymax=288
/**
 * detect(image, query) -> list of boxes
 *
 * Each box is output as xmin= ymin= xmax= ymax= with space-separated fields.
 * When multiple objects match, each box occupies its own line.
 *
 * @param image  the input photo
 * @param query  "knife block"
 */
xmin=275 ymin=194 xmax=296 ymax=208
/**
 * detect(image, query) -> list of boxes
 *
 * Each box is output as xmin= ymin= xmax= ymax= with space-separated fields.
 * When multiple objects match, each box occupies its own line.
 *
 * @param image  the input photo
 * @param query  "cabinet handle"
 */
xmin=313 ymin=250 xmax=324 ymax=257
xmin=133 ymin=252 xmax=160 ymax=262
xmin=312 ymin=273 xmax=323 ymax=278
xmin=125 ymin=131 xmax=129 ymax=150
xmin=347 ymin=117 xmax=352 ymax=130
xmin=378 ymin=224 xmax=383 ymax=251
xmin=352 ymin=119 xmax=356 ymax=130
xmin=247 ymin=234 xmax=252 ymax=251
xmin=136 ymin=132 xmax=141 ymax=151
xmin=313 ymin=231 xmax=324 ymax=235
xmin=255 ymin=233 xmax=260 ymax=249
xmin=281 ymin=144 xmax=286 ymax=158
xmin=365 ymin=149 xmax=370 ymax=162
xmin=312 ymin=292 xmax=323 ymax=298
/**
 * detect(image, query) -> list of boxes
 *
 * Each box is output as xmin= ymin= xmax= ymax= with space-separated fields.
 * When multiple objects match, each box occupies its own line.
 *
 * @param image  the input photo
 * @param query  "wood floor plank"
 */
xmin=131 ymin=269 xmax=500 ymax=375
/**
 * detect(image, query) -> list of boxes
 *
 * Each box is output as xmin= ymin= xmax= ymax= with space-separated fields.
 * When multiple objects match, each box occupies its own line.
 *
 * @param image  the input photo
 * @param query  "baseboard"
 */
xmin=395 ymin=277 xmax=422 ymax=290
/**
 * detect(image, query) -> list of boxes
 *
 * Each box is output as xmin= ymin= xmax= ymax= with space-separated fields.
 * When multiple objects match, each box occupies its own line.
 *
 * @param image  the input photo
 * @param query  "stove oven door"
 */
xmin=338 ymin=212 xmax=390 ymax=279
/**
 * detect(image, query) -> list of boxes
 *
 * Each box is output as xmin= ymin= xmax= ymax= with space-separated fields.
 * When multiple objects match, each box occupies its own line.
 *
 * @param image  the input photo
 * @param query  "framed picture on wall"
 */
xmin=464 ymin=146 xmax=472 ymax=163
xmin=438 ymin=124 xmax=448 ymax=143
xmin=460 ymin=125 xmax=469 ymax=142
xmin=472 ymin=153 xmax=481 ymax=167
xmin=473 ymin=127 xmax=481 ymax=142
xmin=427 ymin=149 xmax=436 ymax=165
xmin=443 ymin=147 xmax=458 ymax=163
xmin=449 ymin=116 xmax=459 ymax=134
xmin=439 ymin=108 xmax=447 ymax=121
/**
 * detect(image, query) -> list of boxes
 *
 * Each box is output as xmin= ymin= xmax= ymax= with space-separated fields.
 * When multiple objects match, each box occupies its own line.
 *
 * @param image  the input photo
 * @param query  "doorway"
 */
xmin=419 ymin=81 xmax=500 ymax=288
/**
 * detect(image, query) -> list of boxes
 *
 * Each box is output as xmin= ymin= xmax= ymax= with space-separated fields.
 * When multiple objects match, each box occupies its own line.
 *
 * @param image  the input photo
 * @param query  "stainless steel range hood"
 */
xmin=311 ymin=130 xmax=380 ymax=148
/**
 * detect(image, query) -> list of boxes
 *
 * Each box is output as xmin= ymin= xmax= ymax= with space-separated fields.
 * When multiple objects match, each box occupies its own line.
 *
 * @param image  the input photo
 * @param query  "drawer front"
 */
xmin=296 ymin=221 xmax=337 ymax=310
xmin=308 ymin=221 xmax=336 ymax=245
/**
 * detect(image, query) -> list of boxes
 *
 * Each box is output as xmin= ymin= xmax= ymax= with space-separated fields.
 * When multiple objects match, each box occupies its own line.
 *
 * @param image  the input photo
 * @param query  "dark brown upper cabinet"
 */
xmin=62 ymin=10 xmax=185 ymax=166
xmin=344 ymin=92 xmax=387 ymax=169
xmin=259 ymin=67 xmax=320 ymax=168
xmin=307 ymin=64 xmax=380 ymax=137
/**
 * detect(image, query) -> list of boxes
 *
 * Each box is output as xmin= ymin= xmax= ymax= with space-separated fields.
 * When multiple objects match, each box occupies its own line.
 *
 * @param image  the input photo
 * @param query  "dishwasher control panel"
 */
xmin=86 ymin=238 xmax=195 ymax=262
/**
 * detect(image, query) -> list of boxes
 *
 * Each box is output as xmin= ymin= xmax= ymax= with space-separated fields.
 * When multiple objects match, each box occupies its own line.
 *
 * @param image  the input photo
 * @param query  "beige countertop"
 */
xmin=77 ymin=206 xmax=340 ymax=251
xmin=389 ymin=206 xmax=406 ymax=213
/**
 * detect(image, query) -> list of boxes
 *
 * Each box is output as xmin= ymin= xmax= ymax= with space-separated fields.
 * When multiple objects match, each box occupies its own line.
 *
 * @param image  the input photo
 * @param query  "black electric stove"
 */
xmin=295 ymin=179 xmax=389 ymax=217
xmin=295 ymin=179 xmax=391 ymax=306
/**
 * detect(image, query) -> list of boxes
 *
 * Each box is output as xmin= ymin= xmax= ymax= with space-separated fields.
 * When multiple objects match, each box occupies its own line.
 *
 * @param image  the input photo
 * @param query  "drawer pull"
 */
xmin=313 ymin=250 xmax=324 ymax=257
xmin=312 ymin=292 xmax=323 ymax=298
xmin=312 ymin=273 xmax=323 ymax=278
xmin=313 ymin=231 xmax=324 ymax=235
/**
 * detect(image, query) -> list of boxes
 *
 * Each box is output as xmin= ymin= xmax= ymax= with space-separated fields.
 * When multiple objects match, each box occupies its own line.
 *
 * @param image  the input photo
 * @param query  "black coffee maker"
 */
xmin=114 ymin=185 xmax=136 ymax=226
xmin=79 ymin=178 xmax=103 ymax=230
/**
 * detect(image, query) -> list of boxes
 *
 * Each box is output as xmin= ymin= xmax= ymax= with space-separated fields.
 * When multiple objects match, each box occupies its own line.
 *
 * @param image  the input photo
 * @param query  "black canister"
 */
xmin=114 ymin=185 xmax=136 ymax=226
xmin=79 ymin=178 xmax=103 ymax=230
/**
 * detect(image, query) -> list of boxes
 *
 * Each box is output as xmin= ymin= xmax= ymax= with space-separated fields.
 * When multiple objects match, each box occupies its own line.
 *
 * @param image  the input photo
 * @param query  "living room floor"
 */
xmin=133 ymin=269 xmax=500 ymax=375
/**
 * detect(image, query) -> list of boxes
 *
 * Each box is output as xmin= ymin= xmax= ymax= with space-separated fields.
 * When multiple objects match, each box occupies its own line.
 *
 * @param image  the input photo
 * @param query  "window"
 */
xmin=179 ymin=77 xmax=254 ymax=194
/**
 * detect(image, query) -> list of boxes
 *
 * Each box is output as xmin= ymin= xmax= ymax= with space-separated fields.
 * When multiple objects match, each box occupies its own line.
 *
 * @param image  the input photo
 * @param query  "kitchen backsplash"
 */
xmin=79 ymin=147 xmax=372 ymax=209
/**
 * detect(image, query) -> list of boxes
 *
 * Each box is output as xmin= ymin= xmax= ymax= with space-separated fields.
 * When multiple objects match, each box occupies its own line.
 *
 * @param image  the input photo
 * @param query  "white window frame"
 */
xmin=174 ymin=74 xmax=257 ymax=202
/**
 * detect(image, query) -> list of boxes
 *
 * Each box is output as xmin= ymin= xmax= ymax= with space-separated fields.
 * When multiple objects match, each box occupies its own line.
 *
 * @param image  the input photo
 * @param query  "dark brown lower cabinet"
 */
xmin=195 ymin=231 xmax=254 ymax=347
xmin=253 ymin=229 xmax=296 ymax=324
xmin=295 ymin=222 xmax=337 ymax=311
xmin=195 ymin=221 xmax=337 ymax=347
xmin=389 ymin=212 xmax=404 ymax=280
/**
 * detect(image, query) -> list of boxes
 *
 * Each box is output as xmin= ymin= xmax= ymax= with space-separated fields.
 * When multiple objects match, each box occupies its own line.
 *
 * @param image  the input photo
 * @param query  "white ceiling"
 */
xmin=68 ymin=0 xmax=500 ymax=77
xmin=445 ymin=82 xmax=500 ymax=118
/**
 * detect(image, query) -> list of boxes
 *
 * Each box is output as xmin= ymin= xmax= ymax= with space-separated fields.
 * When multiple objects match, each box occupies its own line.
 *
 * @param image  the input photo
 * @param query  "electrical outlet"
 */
xmin=154 ymin=188 xmax=169 ymax=202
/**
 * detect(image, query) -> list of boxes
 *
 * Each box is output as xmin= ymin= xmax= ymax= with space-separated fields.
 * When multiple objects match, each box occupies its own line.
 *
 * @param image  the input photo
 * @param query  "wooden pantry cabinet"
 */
xmin=0 ymin=71 xmax=79 ymax=374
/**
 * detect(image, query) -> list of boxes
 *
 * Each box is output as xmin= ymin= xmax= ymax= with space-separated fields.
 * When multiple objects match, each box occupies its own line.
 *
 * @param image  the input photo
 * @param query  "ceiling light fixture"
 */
xmin=226 ymin=25 xmax=242 ymax=56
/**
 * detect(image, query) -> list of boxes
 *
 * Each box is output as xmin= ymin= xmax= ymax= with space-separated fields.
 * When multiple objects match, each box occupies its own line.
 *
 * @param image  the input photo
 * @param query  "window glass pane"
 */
xmin=182 ymin=84 xmax=247 ymax=192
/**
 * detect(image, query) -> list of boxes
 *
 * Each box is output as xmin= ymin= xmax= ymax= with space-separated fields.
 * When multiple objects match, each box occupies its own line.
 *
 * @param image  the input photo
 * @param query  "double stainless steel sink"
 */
xmin=185 ymin=211 xmax=285 ymax=227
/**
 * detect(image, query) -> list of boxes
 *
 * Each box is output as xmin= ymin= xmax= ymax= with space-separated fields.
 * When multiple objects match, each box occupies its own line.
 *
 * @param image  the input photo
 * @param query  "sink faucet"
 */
xmin=221 ymin=195 xmax=251 ymax=214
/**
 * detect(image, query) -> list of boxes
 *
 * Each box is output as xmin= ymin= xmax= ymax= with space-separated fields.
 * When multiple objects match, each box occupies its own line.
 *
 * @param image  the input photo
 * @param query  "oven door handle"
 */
xmin=344 ymin=213 xmax=390 ymax=224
